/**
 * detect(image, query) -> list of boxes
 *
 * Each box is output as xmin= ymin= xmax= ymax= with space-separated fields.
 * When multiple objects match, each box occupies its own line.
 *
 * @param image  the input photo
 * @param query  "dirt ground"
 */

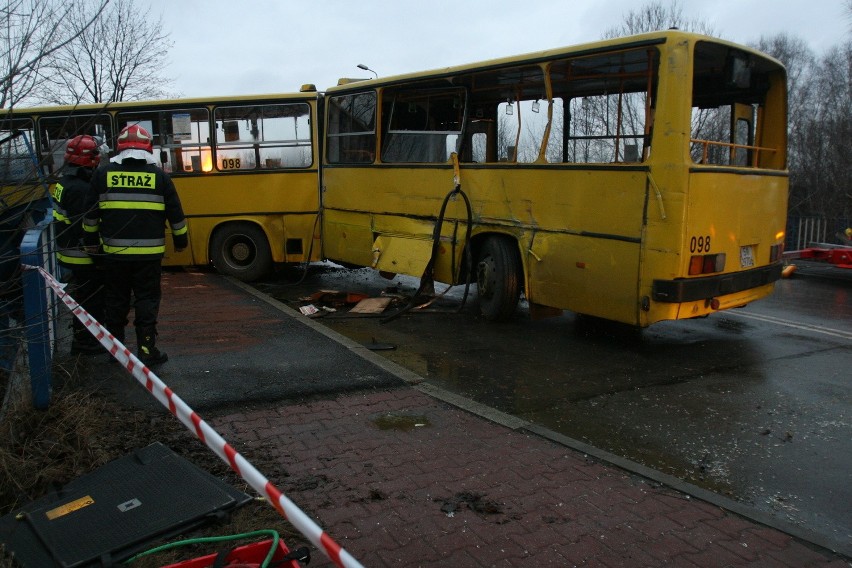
xmin=0 ymin=355 xmax=304 ymax=568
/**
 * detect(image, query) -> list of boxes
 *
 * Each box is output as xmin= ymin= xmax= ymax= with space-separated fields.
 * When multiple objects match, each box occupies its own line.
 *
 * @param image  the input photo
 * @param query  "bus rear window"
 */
xmin=690 ymin=41 xmax=786 ymax=169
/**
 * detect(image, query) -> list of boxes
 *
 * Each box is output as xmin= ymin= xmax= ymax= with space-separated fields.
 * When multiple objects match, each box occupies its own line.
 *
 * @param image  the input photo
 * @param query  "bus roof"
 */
xmin=4 ymin=90 xmax=319 ymax=115
xmin=325 ymin=30 xmax=785 ymax=93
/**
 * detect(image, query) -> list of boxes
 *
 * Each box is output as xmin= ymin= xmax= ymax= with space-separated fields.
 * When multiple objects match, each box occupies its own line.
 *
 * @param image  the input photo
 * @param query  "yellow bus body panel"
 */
xmin=161 ymin=170 xmax=320 ymax=267
xmin=323 ymin=165 xmax=648 ymax=323
xmin=685 ymin=170 xmax=788 ymax=274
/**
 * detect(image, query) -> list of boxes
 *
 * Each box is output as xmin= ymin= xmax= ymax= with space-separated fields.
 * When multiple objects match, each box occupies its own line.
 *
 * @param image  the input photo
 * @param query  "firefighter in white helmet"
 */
xmin=84 ymin=124 xmax=187 ymax=366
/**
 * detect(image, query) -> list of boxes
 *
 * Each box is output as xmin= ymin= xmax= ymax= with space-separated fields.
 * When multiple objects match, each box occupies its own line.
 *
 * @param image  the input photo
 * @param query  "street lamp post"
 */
xmin=356 ymin=64 xmax=378 ymax=79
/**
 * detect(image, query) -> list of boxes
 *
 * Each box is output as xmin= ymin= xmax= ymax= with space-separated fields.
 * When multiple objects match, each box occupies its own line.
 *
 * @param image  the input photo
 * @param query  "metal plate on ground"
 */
xmin=0 ymin=442 xmax=250 ymax=567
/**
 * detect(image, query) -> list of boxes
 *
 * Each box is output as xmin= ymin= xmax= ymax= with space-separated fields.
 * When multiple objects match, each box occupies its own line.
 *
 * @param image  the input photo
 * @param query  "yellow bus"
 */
xmin=320 ymin=30 xmax=788 ymax=326
xmin=0 ymin=89 xmax=321 ymax=280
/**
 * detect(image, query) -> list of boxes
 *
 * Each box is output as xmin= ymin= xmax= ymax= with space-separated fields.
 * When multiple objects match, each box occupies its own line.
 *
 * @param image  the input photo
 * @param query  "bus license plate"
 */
xmin=740 ymin=245 xmax=755 ymax=268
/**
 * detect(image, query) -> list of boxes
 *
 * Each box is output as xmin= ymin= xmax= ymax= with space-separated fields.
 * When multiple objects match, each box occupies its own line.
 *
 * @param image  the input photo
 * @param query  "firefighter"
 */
xmin=84 ymin=124 xmax=188 ymax=366
xmin=52 ymin=135 xmax=105 ymax=354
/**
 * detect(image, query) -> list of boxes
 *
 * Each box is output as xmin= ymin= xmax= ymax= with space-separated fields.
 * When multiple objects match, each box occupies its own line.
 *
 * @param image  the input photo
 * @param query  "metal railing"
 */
xmin=786 ymin=216 xmax=850 ymax=252
xmin=20 ymin=205 xmax=59 ymax=409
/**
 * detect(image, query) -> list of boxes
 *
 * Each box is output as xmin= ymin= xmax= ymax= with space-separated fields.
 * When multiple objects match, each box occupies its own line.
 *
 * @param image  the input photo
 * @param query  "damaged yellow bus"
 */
xmin=320 ymin=30 xmax=788 ymax=326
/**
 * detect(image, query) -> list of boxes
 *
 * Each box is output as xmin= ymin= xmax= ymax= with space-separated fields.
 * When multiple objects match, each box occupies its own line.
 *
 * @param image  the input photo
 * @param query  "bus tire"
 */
xmin=476 ymin=236 xmax=521 ymax=321
xmin=210 ymin=223 xmax=272 ymax=282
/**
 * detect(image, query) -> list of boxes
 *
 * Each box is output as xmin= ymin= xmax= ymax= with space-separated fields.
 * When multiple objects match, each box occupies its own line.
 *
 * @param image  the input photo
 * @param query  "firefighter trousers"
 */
xmin=68 ymin=265 xmax=105 ymax=347
xmin=101 ymin=259 xmax=163 ymax=341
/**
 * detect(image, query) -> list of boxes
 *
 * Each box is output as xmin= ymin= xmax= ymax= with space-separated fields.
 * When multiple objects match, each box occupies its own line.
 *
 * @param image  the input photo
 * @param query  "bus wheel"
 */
xmin=476 ymin=236 xmax=521 ymax=321
xmin=210 ymin=223 xmax=272 ymax=281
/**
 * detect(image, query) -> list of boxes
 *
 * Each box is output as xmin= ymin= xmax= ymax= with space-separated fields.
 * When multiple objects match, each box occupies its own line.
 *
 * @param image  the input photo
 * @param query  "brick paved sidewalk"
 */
xmin=213 ymin=387 xmax=848 ymax=568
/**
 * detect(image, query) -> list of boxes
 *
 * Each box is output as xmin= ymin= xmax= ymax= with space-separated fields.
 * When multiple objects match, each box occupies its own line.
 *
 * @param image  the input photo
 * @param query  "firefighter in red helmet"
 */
xmin=84 ymin=124 xmax=188 ymax=366
xmin=51 ymin=135 xmax=105 ymax=354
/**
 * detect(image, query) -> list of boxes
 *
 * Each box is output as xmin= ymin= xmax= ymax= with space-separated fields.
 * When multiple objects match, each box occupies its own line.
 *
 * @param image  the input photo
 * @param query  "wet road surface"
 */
xmin=252 ymin=261 xmax=852 ymax=552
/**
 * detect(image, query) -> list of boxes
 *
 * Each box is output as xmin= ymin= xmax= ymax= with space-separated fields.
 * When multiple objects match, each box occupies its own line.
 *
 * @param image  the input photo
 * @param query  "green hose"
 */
xmin=122 ymin=529 xmax=280 ymax=567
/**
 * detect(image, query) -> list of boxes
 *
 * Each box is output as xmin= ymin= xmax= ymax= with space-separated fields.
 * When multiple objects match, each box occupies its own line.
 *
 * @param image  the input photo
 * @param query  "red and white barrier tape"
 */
xmin=26 ymin=265 xmax=365 ymax=568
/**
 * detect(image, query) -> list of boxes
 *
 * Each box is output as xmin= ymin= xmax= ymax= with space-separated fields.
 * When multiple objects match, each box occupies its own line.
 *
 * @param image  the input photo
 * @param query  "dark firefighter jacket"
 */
xmin=52 ymin=167 xmax=95 ymax=267
xmin=84 ymin=160 xmax=188 ymax=260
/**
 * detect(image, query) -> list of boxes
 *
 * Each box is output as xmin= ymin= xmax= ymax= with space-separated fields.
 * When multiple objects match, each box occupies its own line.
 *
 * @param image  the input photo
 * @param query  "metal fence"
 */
xmin=785 ymin=216 xmax=851 ymax=251
xmin=0 ymin=200 xmax=61 ymax=411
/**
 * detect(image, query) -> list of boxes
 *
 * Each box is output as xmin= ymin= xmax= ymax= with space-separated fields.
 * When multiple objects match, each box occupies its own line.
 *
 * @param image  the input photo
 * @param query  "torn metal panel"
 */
xmin=372 ymin=234 xmax=434 ymax=275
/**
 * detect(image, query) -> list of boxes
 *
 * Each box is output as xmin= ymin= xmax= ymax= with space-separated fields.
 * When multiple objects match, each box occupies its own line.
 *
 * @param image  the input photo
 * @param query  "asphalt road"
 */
xmin=253 ymin=260 xmax=852 ymax=555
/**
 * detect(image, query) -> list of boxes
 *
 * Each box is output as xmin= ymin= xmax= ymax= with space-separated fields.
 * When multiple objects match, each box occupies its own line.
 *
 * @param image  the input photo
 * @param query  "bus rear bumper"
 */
xmin=651 ymin=263 xmax=783 ymax=303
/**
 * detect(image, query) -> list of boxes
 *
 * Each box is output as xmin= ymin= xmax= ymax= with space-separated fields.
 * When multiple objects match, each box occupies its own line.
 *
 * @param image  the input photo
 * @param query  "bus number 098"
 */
xmin=221 ymin=158 xmax=241 ymax=170
xmin=690 ymin=235 xmax=711 ymax=253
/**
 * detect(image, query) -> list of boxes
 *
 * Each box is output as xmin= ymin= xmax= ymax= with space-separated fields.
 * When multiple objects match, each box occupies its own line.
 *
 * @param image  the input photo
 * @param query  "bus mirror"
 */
xmin=160 ymin=150 xmax=168 ymax=164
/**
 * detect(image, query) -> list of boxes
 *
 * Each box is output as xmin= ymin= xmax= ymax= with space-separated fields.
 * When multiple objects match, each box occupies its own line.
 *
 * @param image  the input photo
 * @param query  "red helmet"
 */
xmin=64 ymin=135 xmax=101 ymax=168
xmin=116 ymin=124 xmax=153 ymax=153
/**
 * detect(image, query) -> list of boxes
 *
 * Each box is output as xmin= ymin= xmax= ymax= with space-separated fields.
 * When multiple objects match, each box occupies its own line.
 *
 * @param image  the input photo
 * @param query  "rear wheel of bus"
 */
xmin=210 ymin=222 xmax=272 ymax=281
xmin=476 ymin=236 xmax=521 ymax=321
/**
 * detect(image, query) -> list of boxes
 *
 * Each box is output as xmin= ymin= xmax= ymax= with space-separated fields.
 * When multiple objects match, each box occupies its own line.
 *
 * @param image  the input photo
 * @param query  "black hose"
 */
xmin=381 ymin=183 xmax=473 ymax=323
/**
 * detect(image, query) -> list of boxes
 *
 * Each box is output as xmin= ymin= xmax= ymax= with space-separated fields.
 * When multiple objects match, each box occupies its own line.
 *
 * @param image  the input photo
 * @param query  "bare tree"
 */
xmin=603 ymin=0 xmax=716 ymax=38
xmin=0 ymin=0 xmax=107 ymax=108
xmin=1 ymin=0 xmax=113 ymax=378
xmin=38 ymin=0 xmax=174 ymax=104
xmin=793 ymin=42 xmax=851 ymax=219
xmin=752 ymin=34 xmax=817 ymax=215
xmin=753 ymin=34 xmax=851 ymax=224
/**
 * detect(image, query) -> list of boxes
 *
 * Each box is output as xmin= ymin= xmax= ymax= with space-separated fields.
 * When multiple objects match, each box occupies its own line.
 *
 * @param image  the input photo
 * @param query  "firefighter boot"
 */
xmin=137 ymin=326 xmax=168 ymax=366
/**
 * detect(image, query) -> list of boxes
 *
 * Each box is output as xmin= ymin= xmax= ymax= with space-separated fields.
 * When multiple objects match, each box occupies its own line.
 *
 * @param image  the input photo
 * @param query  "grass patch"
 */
xmin=0 ymin=357 xmax=303 ymax=567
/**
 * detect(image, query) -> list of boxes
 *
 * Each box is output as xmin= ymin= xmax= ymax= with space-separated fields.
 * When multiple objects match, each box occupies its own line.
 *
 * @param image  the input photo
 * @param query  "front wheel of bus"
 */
xmin=210 ymin=223 xmax=272 ymax=282
xmin=476 ymin=236 xmax=521 ymax=321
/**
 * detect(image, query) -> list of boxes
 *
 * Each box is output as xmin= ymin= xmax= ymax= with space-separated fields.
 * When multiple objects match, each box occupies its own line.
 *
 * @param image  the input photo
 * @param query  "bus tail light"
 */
xmin=689 ymin=253 xmax=726 ymax=275
xmin=769 ymin=243 xmax=784 ymax=263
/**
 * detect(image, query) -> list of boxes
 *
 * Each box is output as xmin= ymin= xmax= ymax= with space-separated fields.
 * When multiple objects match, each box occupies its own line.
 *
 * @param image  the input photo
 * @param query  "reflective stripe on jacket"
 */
xmin=85 ymin=160 xmax=188 ymax=261
xmin=51 ymin=171 xmax=96 ymax=267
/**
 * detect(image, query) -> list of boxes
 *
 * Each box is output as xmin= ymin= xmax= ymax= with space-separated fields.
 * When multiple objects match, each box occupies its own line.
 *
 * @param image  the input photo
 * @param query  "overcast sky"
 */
xmin=146 ymin=0 xmax=851 ymax=98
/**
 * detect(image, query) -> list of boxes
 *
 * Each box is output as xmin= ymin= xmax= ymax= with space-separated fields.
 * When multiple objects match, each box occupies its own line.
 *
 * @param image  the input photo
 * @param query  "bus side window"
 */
xmin=380 ymin=87 xmax=464 ymax=164
xmin=550 ymin=49 xmax=656 ymax=164
xmin=37 ymin=114 xmax=113 ymax=175
xmin=0 ymin=118 xmax=37 ymax=182
xmin=214 ymin=103 xmax=312 ymax=170
xmin=458 ymin=64 xmax=548 ymax=164
xmin=116 ymin=109 xmax=211 ymax=173
xmin=326 ymin=93 xmax=377 ymax=164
